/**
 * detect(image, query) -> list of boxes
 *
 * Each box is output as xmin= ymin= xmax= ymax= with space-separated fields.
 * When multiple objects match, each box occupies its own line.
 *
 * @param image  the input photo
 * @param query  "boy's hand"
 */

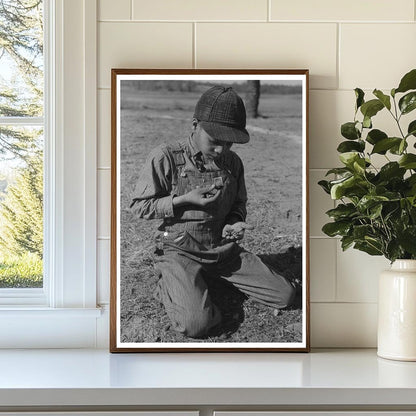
xmin=173 ymin=184 xmax=221 ymax=208
xmin=222 ymin=222 xmax=254 ymax=241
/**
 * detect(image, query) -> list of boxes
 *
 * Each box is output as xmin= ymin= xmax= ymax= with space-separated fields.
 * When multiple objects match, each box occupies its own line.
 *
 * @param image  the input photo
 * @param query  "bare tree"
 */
xmin=0 ymin=0 xmax=43 ymax=162
xmin=245 ymin=80 xmax=260 ymax=118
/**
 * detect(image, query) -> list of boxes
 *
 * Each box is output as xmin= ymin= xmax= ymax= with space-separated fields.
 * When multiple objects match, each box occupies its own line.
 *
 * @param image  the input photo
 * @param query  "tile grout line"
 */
xmin=267 ymin=0 xmax=271 ymax=22
xmin=333 ymin=228 xmax=338 ymax=303
xmin=96 ymin=87 xmax=365 ymax=92
xmin=193 ymin=22 xmax=197 ymax=69
xmin=130 ymin=0 xmax=133 ymax=20
xmin=311 ymin=301 xmax=378 ymax=305
xmin=98 ymin=19 xmax=415 ymax=24
xmin=336 ymin=22 xmax=340 ymax=90
xmin=309 ymin=236 xmax=339 ymax=239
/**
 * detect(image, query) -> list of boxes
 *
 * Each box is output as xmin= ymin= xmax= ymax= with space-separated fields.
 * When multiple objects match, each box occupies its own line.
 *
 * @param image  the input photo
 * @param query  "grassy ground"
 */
xmin=0 ymin=252 xmax=43 ymax=288
xmin=119 ymin=86 xmax=304 ymax=344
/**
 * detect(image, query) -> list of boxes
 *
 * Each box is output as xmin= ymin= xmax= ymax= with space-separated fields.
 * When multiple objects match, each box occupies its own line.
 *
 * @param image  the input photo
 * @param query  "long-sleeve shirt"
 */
xmin=131 ymin=136 xmax=247 ymax=223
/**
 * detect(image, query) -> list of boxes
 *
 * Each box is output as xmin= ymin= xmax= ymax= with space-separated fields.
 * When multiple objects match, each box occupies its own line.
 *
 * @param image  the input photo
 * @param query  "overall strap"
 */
xmin=170 ymin=142 xmax=186 ymax=167
xmin=163 ymin=141 xmax=186 ymax=185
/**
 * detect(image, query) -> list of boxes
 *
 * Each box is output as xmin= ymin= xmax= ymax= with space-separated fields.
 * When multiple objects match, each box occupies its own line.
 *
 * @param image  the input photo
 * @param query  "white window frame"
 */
xmin=0 ymin=0 xmax=101 ymax=348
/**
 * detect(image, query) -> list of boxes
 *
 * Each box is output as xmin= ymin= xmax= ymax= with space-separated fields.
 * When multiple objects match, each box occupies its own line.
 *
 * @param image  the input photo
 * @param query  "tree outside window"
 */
xmin=0 ymin=0 xmax=44 ymax=288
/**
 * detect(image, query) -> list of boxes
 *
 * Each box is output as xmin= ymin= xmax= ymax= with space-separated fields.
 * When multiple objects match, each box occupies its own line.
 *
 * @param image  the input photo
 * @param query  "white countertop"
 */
xmin=0 ymin=348 xmax=416 ymax=407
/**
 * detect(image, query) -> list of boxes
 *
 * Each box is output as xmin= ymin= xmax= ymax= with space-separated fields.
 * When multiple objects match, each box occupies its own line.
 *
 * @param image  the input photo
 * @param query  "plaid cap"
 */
xmin=194 ymin=86 xmax=250 ymax=144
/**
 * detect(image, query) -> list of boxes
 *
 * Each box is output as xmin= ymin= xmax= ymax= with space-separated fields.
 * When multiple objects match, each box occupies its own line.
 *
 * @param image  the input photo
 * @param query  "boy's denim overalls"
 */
xmin=154 ymin=142 xmax=295 ymax=338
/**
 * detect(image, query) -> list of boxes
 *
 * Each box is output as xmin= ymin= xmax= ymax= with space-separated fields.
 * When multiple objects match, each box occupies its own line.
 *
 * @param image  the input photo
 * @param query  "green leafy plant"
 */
xmin=319 ymin=69 xmax=416 ymax=262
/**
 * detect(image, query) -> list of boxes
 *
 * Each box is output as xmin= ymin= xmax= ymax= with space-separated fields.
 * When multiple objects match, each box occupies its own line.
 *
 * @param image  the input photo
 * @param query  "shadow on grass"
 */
xmin=204 ymin=277 xmax=247 ymax=339
xmin=259 ymin=246 xmax=303 ymax=310
xmin=202 ymin=245 xmax=303 ymax=338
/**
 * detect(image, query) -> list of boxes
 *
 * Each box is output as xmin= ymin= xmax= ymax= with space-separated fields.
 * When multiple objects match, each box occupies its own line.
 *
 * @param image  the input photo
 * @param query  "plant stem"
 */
xmin=379 ymin=214 xmax=391 ymax=241
xmin=390 ymin=97 xmax=406 ymax=139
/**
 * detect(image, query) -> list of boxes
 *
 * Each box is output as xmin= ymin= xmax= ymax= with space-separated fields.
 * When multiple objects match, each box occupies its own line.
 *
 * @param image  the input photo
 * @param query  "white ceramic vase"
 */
xmin=378 ymin=259 xmax=416 ymax=361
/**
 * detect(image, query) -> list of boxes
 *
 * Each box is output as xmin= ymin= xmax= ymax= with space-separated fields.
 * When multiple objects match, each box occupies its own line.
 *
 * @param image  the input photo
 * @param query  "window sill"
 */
xmin=0 ymin=307 xmax=104 ymax=348
xmin=0 ymin=288 xmax=49 ymax=306
xmin=0 ymin=349 xmax=415 ymax=410
xmin=0 ymin=306 xmax=102 ymax=316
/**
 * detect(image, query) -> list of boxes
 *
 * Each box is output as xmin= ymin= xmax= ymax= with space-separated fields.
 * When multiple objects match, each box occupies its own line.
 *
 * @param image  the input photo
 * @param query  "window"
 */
xmin=0 ymin=0 xmax=45 ymax=292
xmin=0 ymin=0 xmax=101 ymax=348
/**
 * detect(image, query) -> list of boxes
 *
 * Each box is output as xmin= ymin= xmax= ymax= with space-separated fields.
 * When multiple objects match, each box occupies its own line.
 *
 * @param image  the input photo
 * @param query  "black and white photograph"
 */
xmin=110 ymin=69 xmax=309 ymax=352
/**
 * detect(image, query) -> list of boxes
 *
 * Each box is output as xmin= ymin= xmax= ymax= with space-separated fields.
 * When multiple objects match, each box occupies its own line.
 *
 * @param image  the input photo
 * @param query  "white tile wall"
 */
xmin=98 ymin=22 xmax=193 ymax=88
xmin=96 ymin=0 xmax=416 ymax=347
xmin=336 ymin=246 xmax=389 ymax=303
xmin=132 ymin=0 xmax=268 ymax=21
xmin=309 ymin=170 xmax=334 ymax=237
xmin=196 ymin=23 xmax=338 ymax=89
xmin=310 ymin=239 xmax=337 ymax=302
xmin=311 ymin=303 xmax=378 ymax=347
xmin=99 ymin=0 xmax=131 ymax=21
xmin=97 ymin=239 xmax=110 ymax=305
xmin=339 ymin=24 xmax=416 ymax=90
xmin=98 ymin=89 xmax=111 ymax=168
xmin=270 ymin=0 xmax=415 ymax=22
xmin=309 ymin=90 xmax=353 ymax=169
xmin=98 ymin=169 xmax=111 ymax=239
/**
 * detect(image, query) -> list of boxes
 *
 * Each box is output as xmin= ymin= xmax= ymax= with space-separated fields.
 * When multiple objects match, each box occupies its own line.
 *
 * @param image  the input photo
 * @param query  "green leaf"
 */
xmin=410 ymin=206 xmax=416 ymax=222
xmin=341 ymin=235 xmax=355 ymax=251
xmin=378 ymin=162 xmax=406 ymax=181
xmin=399 ymin=92 xmax=416 ymax=115
xmin=366 ymin=129 xmax=387 ymax=145
xmin=405 ymin=175 xmax=416 ymax=196
xmin=352 ymin=225 xmax=373 ymax=240
xmin=337 ymin=140 xmax=365 ymax=153
xmin=365 ymin=236 xmax=384 ymax=252
xmin=339 ymin=152 xmax=360 ymax=167
xmin=326 ymin=203 xmax=357 ymax=220
xmin=338 ymin=153 xmax=353 ymax=167
xmin=369 ymin=203 xmax=383 ymax=220
xmin=360 ymin=99 xmax=384 ymax=119
xmin=373 ymin=89 xmax=391 ymax=110
xmin=325 ymin=167 xmax=352 ymax=176
xmin=384 ymin=203 xmax=400 ymax=222
xmin=407 ymin=120 xmax=416 ymax=137
xmin=389 ymin=139 xmax=408 ymax=155
xmin=395 ymin=69 xmax=416 ymax=94
xmin=399 ymin=154 xmax=416 ymax=169
xmin=354 ymin=241 xmax=383 ymax=256
xmin=357 ymin=195 xmax=389 ymax=212
xmin=322 ymin=221 xmax=351 ymax=237
xmin=389 ymin=139 xmax=407 ymax=155
xmin=386 ymin=240 xmax=403 ymax=263
xmin=329 ymin=175 xmax=354 ymax=185
xmin=318 ymin=180 xmax=331 ymax=194
xmin=341 ymin=122 xmax=361 ymax=140
xmin=400 ymin=197 xmax=411 ymax=210
xmin=408 ymin=174 xmax=416 ymax=186
xmin=353 ymin=158 xmax=366 ymax=174
xmin=398 ymin=227 xmax=416 ymax=255
xmin=330 ymin=176 xmax=358 ymax=199
xmin=355 ymin=88 xmax=365 ymax=110
xmin=371 ymin=137 xmax=402 ymax=154
xmin=407 ymin=196 xmax=416 ymax=207
xmin=363 ymin=116 xmax=372 ymax=129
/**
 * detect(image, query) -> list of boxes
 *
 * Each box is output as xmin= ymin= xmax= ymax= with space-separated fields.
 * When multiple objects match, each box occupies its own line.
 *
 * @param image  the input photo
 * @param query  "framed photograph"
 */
xmin=110 ymin=69 xmax=310 ymax=352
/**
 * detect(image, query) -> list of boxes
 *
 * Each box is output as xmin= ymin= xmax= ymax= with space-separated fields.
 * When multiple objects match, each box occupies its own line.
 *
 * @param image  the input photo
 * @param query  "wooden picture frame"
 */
xmin=110 ymin=69 xmax=310 ymax=352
